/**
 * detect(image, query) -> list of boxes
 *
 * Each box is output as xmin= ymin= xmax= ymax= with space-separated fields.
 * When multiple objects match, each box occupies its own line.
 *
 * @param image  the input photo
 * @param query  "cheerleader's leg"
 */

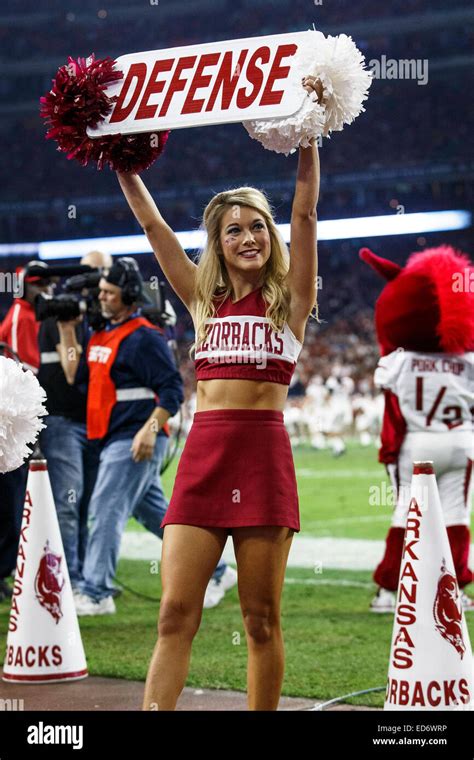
xmin=143 ymin=523 xmax=228 ymax=711
xmin=233 ymin=525 xmax=294 ymax=710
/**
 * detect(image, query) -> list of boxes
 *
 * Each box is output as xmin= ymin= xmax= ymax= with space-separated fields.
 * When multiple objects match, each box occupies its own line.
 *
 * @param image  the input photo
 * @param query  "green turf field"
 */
xmin=1 ymin=443 xmax=472 ymax=708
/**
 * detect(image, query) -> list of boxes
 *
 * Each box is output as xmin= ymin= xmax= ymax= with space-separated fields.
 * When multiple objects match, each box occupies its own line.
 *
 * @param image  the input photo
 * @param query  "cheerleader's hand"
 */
xmin=301 ymin=75 xmax=325 ymax=105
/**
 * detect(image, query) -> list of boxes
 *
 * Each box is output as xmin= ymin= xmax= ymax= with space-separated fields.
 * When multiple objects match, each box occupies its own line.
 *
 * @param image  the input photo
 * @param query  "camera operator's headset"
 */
xmin=111 ymin=257 xmax=143 ymax=305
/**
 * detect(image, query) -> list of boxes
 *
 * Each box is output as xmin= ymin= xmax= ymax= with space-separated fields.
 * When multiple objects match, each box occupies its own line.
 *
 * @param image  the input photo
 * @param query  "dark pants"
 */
xmin=0 ymin=461 xmax=29 ymax=579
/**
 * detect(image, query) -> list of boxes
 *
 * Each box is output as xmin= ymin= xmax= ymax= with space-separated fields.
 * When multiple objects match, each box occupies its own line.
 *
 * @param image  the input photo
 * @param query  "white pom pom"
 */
xmin=243 ymin=29 xmax=373 ymax=155
xmin=0 ymin=356 xmax=47 ymax=473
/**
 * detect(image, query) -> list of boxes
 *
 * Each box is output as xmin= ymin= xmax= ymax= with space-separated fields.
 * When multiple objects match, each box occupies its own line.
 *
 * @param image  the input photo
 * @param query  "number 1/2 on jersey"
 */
xmin=415 ymin=376 xmax=463 ymax=429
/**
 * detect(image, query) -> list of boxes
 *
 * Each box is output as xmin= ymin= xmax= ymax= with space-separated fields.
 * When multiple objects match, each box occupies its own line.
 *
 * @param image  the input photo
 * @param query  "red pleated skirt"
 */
xmin=161 ymin=409 xmax=300 ymax=532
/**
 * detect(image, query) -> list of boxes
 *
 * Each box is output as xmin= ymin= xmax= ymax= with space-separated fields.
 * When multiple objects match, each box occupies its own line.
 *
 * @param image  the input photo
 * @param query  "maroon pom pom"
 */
xmin=40 ymin=54 xmax=170 ymax=172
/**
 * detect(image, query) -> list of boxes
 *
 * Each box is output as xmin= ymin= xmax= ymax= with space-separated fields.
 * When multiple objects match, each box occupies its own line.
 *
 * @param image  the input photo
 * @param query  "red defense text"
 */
xmin=110 ymin=43 xmax=298 ymax=123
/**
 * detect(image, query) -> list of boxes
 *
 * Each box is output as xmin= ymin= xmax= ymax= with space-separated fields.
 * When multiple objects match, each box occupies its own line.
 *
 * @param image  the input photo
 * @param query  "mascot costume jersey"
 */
xmin=360 ymin=245 xmax=474 ymax=612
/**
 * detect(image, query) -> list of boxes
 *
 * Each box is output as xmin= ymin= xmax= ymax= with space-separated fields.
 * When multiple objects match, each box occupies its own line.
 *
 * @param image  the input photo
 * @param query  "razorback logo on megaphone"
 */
xmin=433 ymin=561 xmax=466 ymax=660
xmin=34 ymin=541 xmax=65 ymax=625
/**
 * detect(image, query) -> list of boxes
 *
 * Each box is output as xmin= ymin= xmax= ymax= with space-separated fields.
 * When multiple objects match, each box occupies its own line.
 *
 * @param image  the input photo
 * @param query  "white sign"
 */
xmin=87 ymin=31 xmax=311 ymax=137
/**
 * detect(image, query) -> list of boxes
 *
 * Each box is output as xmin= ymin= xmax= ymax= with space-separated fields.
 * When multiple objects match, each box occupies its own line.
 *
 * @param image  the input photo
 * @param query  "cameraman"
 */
xmin=57 ymin=257 xmax=184 ymax=615
xmin=0 ymin=263 xmax=53 ymax=600
xmin=38 ymin=250 xmax=112 ymax=593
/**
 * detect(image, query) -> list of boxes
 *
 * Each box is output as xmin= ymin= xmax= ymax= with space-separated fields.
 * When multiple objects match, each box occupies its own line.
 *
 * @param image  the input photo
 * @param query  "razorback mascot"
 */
xmin=360 ymin=245 xmax=474 ymax=612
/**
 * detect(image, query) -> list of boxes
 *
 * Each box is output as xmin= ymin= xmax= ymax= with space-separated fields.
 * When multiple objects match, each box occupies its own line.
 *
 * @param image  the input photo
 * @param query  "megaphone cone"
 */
xmin=2 ymin=460 xmax=88 ymax=683
xmin=384 ymin=462 xmax=473 ymax=710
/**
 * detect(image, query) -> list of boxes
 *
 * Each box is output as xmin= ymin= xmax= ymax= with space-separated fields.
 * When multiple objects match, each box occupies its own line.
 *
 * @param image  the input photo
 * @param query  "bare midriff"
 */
xmin=196 ymin=378 xmax=288 ymax=412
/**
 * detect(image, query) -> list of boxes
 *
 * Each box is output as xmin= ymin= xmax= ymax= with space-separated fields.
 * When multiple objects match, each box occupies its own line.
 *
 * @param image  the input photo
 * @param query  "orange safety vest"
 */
xmin=86 ymin=316 xmax=169 ymax=440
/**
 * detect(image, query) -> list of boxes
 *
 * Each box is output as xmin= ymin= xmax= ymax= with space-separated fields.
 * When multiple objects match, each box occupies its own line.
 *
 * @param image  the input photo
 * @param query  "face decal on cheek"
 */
xmin=223 ymin=235 xmax=237 ymax=246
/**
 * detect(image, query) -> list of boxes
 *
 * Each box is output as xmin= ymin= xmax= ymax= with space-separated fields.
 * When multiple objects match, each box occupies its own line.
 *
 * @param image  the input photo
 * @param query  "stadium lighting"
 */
xmin=278 ymin=210 xmax=472 ymax=242
xmin=0 ymin=210 xmax=470 ymax=259
xmin=37 ymin=230 xmax=207 ymax=260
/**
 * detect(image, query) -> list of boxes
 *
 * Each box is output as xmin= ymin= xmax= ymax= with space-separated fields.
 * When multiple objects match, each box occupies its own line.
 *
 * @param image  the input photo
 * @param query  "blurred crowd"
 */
xmin=1 ymin=0 xmax=471 ymax=64
xmin=0 ymin=0 xmax=473 ymax=243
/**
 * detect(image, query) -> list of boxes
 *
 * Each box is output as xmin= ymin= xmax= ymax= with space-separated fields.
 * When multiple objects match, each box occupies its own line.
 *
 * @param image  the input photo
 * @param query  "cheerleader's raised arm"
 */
xmin=116 ymin=172 xmax=197 ymax=311
xmin=285 ymin=76 xmax=321 ymax=338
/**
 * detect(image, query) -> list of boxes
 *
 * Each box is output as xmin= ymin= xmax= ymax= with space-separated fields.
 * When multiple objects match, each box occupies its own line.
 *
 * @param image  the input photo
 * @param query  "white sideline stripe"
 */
xmin=120 ymin=534 xmax=383 ymax=569
xmin=284 ymin=578 xmax=373 ymax=589
xmin=120 ymin=533 xmax=474 ymax=570
xmin=296 ymin=469 xmax=384 ymax=478
xmin=311 ymin=515 xmax=390 ymax=526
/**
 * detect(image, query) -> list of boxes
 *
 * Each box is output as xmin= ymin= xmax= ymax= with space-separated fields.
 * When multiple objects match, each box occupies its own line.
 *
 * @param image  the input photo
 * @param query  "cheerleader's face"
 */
xmin=219 ymin=206 xmax=271 ymax=273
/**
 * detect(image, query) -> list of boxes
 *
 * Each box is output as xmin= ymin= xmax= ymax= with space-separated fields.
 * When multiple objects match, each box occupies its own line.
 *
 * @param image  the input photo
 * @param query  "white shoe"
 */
xmin=370 ymin=587 xmax=396 ymax=613
xmin=460 ymin=592 xmax=474 ymax=612
xmin=74 ymin=592 xmax=116 ymax=616
xmin=203 ymin=579 xmax=225 ymax=609
xmin=220 ymin=566 xmax=238 ymax=592
xmin=203 ymin=566 xmax=238 ymax=609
